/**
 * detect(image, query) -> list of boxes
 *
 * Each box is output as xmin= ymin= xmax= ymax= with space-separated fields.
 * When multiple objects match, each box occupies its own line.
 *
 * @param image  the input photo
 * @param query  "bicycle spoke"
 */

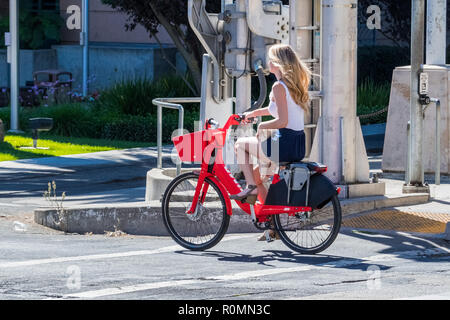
xmin=163 ymin=173 xmax=229 ymax=250
xmin=275 ymin=195 xmax=341 ymax=254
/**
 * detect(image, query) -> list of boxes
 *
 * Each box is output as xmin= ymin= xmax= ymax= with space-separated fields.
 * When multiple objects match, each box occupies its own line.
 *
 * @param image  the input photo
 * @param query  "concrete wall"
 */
xmin=0 ymin=44 xmax=187 ymax=92
xmin=0 ymin=49 xmax=6 ymax=87
xmin=382 ymin=65 xmax=450 ymax=174
xmin=0 ymin=49 xmax=57 ymax=87
xmin=54 ymin=44 xmax=183 ymax=91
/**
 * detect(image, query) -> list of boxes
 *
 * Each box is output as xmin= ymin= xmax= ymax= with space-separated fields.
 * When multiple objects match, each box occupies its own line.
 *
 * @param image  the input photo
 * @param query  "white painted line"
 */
xmin=63 ymin=247 xmax=447 ymax=299
xmin=0 ymin=202 xmax=21 ymax=207
xmin=0 ymin=234 xmax=254 ymax=269
xmin=67 ymin=280 xmax=200 ymax=299
xmin=398 ymin=291 xmax=450 ymax=300
xmin=0 ymin=245 xmax=181 ymax=269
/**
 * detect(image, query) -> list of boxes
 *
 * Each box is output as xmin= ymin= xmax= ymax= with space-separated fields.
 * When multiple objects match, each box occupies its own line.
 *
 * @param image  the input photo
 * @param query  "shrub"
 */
xmin=357 ymin=79 xmax=391 ymax=125
xmin=94 ymin=75 xmax=196 ymax=116
xmin=0 ymin=103 xmax=200 ymax=143
xmin=101 ymin=110 xmax=200 ymax=142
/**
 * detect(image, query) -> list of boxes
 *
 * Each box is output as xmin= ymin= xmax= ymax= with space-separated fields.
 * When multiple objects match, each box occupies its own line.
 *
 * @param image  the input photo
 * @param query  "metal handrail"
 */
xmin=152 ymin=97 xmax=201 ymax=176
xmin=406 ymin=98 xmax=441 ymax=186
xmin=428 ymin=98 xmax=441 ymax=185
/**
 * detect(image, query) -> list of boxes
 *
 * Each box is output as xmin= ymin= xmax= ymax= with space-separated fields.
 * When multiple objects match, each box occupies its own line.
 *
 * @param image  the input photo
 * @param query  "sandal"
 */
xmin=230 ymin=185 xmax=258 ymax=202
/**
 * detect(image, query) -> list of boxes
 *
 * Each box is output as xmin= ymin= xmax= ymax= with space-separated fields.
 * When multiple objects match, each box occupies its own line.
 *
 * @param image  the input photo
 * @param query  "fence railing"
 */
xmin=152 ymin=97 xmax=201 ymax=176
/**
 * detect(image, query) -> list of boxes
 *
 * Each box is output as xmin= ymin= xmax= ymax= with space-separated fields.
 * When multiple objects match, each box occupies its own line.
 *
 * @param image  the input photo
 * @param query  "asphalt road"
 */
xmin=0 ymin=220 xmax=449 ymax=300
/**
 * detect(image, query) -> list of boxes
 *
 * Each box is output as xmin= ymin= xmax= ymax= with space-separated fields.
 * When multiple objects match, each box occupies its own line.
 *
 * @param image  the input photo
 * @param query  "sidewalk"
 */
xmin=0 ymin=146 xmax=175 ymax=181
xmin=341 ymin=173 xmax=450 ymax=237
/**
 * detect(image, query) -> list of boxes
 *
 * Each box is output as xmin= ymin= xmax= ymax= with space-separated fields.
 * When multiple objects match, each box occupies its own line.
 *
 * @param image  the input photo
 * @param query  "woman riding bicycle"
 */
xmin=232 ymin=44 xmax=311 ymax=205
xmin=164 ymin=44 xmax=341 ymax=252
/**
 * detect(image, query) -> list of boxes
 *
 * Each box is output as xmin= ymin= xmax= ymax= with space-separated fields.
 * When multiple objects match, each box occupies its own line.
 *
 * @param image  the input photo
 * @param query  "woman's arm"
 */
xmin=245 ymin=107 xmax=271 ymax=118
xmin=258 ymin=83 xmax=288 ymax=130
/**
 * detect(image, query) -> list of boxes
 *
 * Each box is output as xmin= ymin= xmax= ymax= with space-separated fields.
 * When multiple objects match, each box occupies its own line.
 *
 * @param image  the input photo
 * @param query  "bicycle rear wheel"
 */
xmin=273 ymin=195 xmax=342 ymax=254
xmin=161 ymin=172 xmax=230 ymax=251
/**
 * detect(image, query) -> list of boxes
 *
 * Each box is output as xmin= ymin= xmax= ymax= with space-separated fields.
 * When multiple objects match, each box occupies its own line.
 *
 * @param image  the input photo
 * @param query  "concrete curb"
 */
xmin=34 ymin=193 xmax=430 ymax=236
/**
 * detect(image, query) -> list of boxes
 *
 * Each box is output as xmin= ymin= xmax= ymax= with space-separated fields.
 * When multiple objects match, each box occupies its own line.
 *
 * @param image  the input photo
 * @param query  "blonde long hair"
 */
xmin=268 ymin=44 xmax=311 ymax=112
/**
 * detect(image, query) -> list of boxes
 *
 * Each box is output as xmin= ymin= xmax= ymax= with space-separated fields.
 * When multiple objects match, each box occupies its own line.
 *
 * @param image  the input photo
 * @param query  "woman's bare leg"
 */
xmin=235 ymin=137 xmax=258 ymax=189
xmin=235 ymin=136 xmax=274 ymax=200
xmin=253 ymin=165 xmax=268 ymax=203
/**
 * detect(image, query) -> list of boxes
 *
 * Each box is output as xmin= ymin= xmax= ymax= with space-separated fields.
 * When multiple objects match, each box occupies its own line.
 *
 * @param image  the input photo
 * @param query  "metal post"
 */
xmin=157 ymin=104 xmax=162 ymax=169
xmin=320 ymin=0 xmax=360 ymax=184
xmin=430 ymin=98 xmax=441 ymax=185
xmin=408 ymin=0 xmax=425 ymax=187
xmin=235 ymin=0 xmax=251 ymax=114
xmin=406 ymin=121 xmax=411 ymax=185
xmin=426 ymin=0 xmax=447 ymax=65
xmin=152 ymin=98 xmax=201 ymax=175
xmin=81 ymin=0 xmax=89 ymax=97
xmin=8 ymin=0 xmax=20 ymax=133
xmin=340 ymin=116 xmax=345 ymax=184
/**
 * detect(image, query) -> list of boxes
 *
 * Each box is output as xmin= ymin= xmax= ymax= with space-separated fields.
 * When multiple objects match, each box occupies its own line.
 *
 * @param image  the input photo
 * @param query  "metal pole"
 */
xmin=152 ymin=97 xmax=200 ymax=174
xmin=340 ymin=116 xmax=345 ymax=185
xmin=235 ymin=0 xmax=251 ymax=114
xmin=408 ymin=0 xmax=425 ymax=186
xmin=81 ymin=0 xmax=89 ymax=97
xmin=321 ymin=0 xmax=359 ymax=184
xmin=8 ymin=0 xmax=20 ymax=133
xmin=177 ymin=108 xmax=184 ymax=176
xmin=406 ymin=121 xmax=411 ymax=185
xmin=430 ymin=98 xmax=441 ymax=185
xmin=426 ymin=0 xmax=447 ymax=65
xmin=157 ymin=104 xmax=162 ymax=169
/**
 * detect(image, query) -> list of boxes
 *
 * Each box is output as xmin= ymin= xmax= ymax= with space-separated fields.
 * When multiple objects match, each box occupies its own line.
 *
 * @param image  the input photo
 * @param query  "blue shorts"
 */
xmin=261 ymin=128 xmax=305 ymax=163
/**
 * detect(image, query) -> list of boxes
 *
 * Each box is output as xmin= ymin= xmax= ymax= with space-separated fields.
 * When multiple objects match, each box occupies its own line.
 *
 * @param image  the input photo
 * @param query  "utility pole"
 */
xmin=81 ymin=0 xmax=89 ymax=97
xmin=8 ymin=0 xmax=21 ymax=133
xmin=235 ymin=0 xmax=251 ymax=114
xmin=404 ymin=0 xmax=428 ymax=193
xmin=426 ymin=0 xmax=447 ymax=65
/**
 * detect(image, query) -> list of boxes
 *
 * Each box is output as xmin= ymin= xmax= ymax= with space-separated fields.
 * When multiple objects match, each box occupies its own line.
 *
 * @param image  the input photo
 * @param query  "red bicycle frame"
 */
xmin=172 ymin=114 xmax=313 ymax=223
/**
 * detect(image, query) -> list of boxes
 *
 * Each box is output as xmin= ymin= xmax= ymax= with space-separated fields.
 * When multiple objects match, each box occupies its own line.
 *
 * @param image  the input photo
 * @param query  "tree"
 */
xmin=101 ymin=0 xmax=222 ymax=95
xmin=359 ymin=0 xmax=450 ymax=49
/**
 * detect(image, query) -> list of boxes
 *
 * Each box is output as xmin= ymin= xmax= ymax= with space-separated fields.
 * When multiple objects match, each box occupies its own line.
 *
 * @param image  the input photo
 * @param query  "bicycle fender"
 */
xmin=193 ymin=170 xmax=233 ymax=216
xmin=204 ymin=175 xmax=234 ymax=216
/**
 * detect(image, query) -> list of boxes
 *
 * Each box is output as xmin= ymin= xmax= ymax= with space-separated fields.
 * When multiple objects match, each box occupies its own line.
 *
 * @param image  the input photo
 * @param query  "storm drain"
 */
xmin=342 ymin=210 xmax=450 ymax=234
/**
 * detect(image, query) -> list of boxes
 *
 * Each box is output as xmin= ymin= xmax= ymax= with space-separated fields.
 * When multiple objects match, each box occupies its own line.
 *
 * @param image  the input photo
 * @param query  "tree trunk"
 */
xmin=148 ymin=2 xmax=203 ymax=93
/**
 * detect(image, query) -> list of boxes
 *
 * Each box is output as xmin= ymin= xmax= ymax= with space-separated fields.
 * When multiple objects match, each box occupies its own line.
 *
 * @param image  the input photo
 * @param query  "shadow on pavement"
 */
xmin=340 ymin=228 xmax=450 ymax=263
xmin=174 ymin=249 xmax=392 ymax=272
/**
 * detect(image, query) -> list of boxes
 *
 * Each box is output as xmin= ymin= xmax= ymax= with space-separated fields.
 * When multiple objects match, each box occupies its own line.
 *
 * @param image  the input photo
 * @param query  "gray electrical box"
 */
xmin=222 ymin=1 xmax=281 ymax=76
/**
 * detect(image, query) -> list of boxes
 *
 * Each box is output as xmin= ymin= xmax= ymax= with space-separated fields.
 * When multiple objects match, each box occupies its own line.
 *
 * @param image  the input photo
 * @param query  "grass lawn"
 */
xmin=0 ymin=134 xmax=155 ymax=162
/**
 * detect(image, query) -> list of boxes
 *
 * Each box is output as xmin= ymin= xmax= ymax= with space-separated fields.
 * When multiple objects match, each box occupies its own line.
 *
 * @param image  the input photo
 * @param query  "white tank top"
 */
xmin=268 ymin=80 xmax=305 ymax=131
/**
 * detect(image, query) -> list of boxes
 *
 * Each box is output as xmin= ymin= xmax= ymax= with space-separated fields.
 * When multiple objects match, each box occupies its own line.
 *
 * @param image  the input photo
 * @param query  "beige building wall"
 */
xmin=59 ymin=0 xmax=173 ymax=45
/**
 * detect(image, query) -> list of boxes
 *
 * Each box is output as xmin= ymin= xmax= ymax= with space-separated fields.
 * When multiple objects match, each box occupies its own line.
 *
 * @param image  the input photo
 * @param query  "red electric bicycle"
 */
xmin=162 ymin=114 xmax=342 ymax=254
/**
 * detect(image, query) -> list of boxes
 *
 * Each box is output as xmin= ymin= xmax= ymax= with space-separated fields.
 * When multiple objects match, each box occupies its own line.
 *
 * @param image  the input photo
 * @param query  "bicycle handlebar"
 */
xmin=206 ymin=114 xmax=256 ymax=131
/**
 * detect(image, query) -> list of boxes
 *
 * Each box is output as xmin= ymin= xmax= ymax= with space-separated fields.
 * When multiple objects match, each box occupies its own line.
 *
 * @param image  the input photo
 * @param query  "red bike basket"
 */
xmin=172 ymin=130 xmax=207 ymax=163
xmin=172 ymin=129 xmax=226 ymax=163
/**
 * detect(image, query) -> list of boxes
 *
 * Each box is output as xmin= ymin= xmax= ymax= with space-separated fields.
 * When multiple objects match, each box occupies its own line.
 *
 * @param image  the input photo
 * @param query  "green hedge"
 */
xmin=94 ymin=75 xmax=196 ymax=117
xmin=0 ymin=104 xmax=199 ymax=143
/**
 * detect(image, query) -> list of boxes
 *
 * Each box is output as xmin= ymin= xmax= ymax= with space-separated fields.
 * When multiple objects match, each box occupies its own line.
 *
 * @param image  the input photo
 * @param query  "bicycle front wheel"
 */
xmin=161 ymin=172 xmax=230 ymax=251
xmin=274 ymin=195 xmax=342 ymax=255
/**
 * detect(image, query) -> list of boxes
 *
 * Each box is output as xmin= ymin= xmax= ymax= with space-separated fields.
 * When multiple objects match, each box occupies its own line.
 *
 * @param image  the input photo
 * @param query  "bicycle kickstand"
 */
xmin=264 ymin=230 xmax=274 ymax=243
